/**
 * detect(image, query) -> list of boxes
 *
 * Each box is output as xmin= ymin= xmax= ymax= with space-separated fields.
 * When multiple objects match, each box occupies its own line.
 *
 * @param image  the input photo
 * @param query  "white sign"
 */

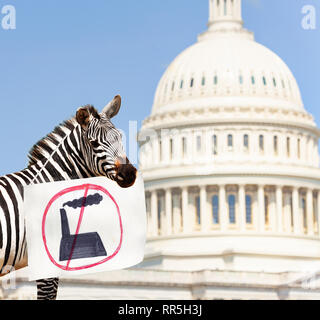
xmin=24 ymin=174 xmax=146 ymax=281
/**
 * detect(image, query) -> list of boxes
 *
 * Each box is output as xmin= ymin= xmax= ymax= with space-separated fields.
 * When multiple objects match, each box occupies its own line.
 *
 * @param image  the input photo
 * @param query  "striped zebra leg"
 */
xmin=36 ymin=277 xmax=59 ymax=300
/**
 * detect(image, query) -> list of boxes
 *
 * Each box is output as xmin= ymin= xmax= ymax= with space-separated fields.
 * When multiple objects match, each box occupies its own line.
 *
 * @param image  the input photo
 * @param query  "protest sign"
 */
xmin=24 ymin=174 xmax=146 ymax=281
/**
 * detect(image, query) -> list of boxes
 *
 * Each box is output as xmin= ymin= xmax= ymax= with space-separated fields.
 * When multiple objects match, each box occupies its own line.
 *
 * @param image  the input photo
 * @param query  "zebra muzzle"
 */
xmin=115 ymin=161 xmax=137 ymax=188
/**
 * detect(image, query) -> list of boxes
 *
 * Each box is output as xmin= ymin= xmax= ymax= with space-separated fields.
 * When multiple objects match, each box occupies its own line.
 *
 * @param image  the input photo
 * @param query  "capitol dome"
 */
xmin=144 ymin=3 xmax=316 ymax=131
xmin=152 ymin=32 xmax=304 ymax=114
xmin=139 ymin=0 xmax=320 ymax=279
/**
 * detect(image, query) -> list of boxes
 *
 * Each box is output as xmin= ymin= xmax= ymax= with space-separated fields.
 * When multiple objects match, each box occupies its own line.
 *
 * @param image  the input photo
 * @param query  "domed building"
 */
xmin=4 ymin=0 xmax=320 ymax=300
xmin=139 ymin=0 xmax=320 ymax=275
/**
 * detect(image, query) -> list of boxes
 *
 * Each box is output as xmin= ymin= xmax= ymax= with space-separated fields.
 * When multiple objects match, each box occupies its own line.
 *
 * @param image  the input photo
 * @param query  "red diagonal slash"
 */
xmin=66 ymin=185 xmax=90 ymax=270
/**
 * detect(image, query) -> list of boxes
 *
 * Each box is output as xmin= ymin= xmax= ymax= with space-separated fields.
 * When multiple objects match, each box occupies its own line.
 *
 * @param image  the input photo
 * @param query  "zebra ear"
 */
xmin=102 ymin=95 xmax=121 ymax=119
xmin=76 ymin=107 xmax=91 ymax=130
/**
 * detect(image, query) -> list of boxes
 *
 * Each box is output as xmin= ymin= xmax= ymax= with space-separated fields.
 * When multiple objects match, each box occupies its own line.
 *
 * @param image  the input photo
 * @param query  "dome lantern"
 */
xmin=208 ymin=0 xmax=243 ymax=31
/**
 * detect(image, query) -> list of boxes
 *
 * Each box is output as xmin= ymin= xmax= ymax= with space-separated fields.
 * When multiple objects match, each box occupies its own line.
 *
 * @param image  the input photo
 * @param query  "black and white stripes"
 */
xmin=0 ymin=96 xmax=137 ymax=300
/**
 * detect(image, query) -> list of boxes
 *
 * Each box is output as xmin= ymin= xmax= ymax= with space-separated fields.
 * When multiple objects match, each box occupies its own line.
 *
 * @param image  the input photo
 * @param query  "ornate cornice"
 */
xmin=141 ymin=105 xmax=318 ymax=135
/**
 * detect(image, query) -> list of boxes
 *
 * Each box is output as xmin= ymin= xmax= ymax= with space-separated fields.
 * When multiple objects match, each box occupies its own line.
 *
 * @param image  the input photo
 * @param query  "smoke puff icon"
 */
xmin=63 ymin=193 xmax=103 ymax=209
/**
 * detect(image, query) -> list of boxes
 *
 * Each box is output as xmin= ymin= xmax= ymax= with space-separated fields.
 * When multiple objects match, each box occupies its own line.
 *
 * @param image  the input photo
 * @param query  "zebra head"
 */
xmin=76 ymin=95 xmax=137 ymax=188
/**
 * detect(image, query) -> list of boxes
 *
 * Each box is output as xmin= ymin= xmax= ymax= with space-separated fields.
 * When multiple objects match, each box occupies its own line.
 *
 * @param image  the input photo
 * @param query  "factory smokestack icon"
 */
xmin=59 ymin=193 xmax=107 ymax=262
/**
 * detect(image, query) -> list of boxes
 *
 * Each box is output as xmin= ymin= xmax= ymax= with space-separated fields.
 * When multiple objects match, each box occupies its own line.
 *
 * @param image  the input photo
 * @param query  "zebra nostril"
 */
xmin=117 ymin=172 xmax=125 ymax=181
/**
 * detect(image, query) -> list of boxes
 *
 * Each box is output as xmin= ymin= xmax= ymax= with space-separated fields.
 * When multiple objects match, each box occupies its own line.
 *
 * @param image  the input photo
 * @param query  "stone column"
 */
xmin=227 ymin=0 xmax=232 ymax=16
xmin=165 ymin=189 xmax=172 ymax=236
xmin=205 ymin=130 xmax=212 ymax=163
xmin=258 ymin=185 xmax=265 ymax=232
xmin=292 ymin=187 xmax=301 ymax=235
xmin=238 ymin=185 xmax=246 ymax=231
xmin=219 ymin=0 xmax=224 ymax=16
xmin=219 ymin=185 xmax=227 ymax=231
xmin=276 ymin=186 xmax=283 ymax=233
xmin=182 ymin=187 xmax=190 ymax=233
xmin=174 ymin=134 xmax=181 ymax=164
xmin=150 ymin=190 xmax=158 ymax=236
xmin=306 ymin=188 xmax=314 ymax=236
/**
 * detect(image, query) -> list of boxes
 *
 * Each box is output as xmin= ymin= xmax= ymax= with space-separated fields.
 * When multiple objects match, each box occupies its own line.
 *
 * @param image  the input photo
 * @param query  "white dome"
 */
xmin=138 ymin=0 xmax=320 ymax=283
xmin=152 ymin=27 xmax=304 ymax=116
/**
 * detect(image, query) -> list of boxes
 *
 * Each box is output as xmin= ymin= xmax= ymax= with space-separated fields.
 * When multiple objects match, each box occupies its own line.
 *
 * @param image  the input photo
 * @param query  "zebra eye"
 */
xmin=90 ymin=140 xmax=100 ymax=148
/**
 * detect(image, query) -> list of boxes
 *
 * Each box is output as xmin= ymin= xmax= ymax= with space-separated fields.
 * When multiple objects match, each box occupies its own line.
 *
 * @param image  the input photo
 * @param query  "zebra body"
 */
xmin=0 ymin=96 xmax=137 ymax=299
xmin=0 ymin=121 xmax=86 ymax=275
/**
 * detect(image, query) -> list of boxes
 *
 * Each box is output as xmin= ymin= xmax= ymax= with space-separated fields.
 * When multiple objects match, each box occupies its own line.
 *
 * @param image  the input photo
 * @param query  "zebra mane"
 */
xmin=27 ymin=118 xmax=79 ymax=167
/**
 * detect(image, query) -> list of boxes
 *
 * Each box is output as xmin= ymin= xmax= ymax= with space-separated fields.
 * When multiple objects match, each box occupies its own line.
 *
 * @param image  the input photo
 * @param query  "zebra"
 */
xmin=0 ymin=95 xmax=137 ymax=299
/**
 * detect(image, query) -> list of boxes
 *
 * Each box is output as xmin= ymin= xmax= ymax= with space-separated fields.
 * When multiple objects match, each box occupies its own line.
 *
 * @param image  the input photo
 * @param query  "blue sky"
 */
xmin=0 ymin=0 xmax=319 ymax=175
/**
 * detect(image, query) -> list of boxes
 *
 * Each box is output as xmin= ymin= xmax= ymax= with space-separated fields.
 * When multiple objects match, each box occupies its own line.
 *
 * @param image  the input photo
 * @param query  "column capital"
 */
xmin=306 ymin=188 xmax=313 ymax=194
xmin=181 ymin=186 xmax=189 ymax=192
xmin=292 ymin=186 xmax=300 ymax=192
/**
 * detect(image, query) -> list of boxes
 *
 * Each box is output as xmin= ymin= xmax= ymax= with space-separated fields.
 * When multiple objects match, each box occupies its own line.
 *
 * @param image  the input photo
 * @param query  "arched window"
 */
xmin=228 ymin=134 xmax=233 ymax=150
xmin=251 ymin=76 xmax=255 ymax=85
xmin=180 ymin=80 xmax=184 ymax=89
xmin=273 ymin=78 xmax=277 ymax=87
xmin=195 ymin=196 xmax=201 ymax=225
xmin=274 ymin=136 xmax=278 ymax=155
xmin=157 ymin=197 xmax=162 ymax=232
xmin=182 ymin=137 xmax=187 ymax=158
xmin=259 ymin=135 xmax=264 ymax=152
xmin=287 ymin=137 xmax=290 ymax=157
xmin=297 ymin=138 xmax=301 ymax=159
xmin=214 ymin=75 xmax=218 ymax=85
xmin=190 ymin=78 xmax=194 ymax=88
xmin=228 ymin=194 xmax=236 ymax=224
xmin=265 ymin=195 xmax=269 ymax=227
xmin=159 ymin=140 xmax=162 ymax=162
xmin=244 ymin=134 xmax=249 ymax=151
xmin=202 ymin=77 xmax=206 ymax=86
xmin=313 ymin=194 xmax=318 ymax=233
xmin=262 ymin=76 xmax=267 ymax=86
xmin=212 ymin=195 xmax=219 ymax=224
xmin=245 ymin=195 xmax=252 ymax=224
xmin=290 ymin=194 xmax=293 ymax=230
xmin=196 ymin=135 xmax=202 ymax=152
xmin=239 ymin=75 xmax=244 ymax=85
xmin=212 ymin=135 xmax=218 ymax=155
xmin=170 ymin=138 xmax=174 ymax=160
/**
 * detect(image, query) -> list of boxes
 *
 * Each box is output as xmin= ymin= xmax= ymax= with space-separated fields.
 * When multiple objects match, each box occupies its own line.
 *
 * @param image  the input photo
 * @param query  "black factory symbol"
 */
xmin=59 ymin=193 xmax=107 ymax=262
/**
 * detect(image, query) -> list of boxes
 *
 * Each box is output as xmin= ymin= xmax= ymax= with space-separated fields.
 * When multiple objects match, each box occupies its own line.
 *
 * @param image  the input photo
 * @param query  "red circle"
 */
xmin=42 ymin=184 xmax=123 ymax=271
